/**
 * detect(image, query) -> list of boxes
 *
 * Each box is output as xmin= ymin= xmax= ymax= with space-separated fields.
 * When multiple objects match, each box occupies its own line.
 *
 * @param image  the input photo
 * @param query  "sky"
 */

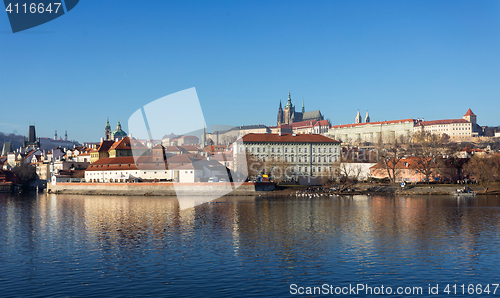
xmin=1 ymin=1 xmax=500 ymax=142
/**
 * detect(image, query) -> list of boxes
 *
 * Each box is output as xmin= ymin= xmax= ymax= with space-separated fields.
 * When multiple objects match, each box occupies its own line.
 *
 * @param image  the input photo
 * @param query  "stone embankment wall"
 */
xmin=47 ymin=182 xmax=275 ymax=196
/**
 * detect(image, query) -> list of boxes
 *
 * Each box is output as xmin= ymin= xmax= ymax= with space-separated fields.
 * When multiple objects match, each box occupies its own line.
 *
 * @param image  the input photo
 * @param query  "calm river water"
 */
xmin=1 ymin=193 xmax=500 ymax=297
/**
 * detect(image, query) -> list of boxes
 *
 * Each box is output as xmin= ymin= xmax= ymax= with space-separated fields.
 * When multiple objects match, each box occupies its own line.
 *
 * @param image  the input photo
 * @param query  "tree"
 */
xmin=12 ymin=157 xmax=37 ymax=186
xmin=463 ymin=155 xmax=500 ymax=183
xmin=410 ymin=131 xmax=442 ymax=183
xmin=263 ymin=156 xmax=294 ymax=183
xmin=377 ymin=138 xmax=406 ymax=183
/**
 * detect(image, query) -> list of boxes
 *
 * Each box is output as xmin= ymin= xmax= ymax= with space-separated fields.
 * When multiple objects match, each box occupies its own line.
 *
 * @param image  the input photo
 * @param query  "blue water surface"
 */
xmin=1 ymin=193 xmax=500 ymax=297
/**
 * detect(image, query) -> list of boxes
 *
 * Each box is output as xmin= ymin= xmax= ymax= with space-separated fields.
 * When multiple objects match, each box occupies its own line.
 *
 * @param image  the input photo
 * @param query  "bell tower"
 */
xmin=104 ymin=117 xmax=111 ymax=141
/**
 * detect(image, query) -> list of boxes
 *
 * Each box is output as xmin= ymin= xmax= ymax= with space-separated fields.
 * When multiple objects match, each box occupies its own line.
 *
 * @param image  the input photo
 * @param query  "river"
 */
xmin=1 ymin=193 xmax=499 ymax=297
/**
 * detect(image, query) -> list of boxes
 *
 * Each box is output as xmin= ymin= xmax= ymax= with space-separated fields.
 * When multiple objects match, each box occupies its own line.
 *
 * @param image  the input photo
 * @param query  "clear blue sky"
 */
xmin=1 ymin=1 xmax=500 ymax=142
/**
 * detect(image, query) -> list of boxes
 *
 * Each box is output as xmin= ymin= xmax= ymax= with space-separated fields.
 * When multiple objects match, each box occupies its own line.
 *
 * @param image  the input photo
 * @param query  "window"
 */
xmin=318 ymin=167 xmax=321 ymax=172
xmin=271 ymin=147 xmax=274 ymax=153
xmin=277 ymin=147 xmax=281 ymax=153
xmin=312 ymin=156 xmax=316 ymax=162
xmin=323 ymin=157 xmax=326 ymax=162
xmin=285 ymin=147 xmax=288 ymax=153
xmin=263 ymin=147 xmax=266 ymax=153
xmin=298 ymin=148 xmax=302 ymax=153
xmin=251 ymin=147 xmax=254 ymax=153
xmin=299 ymin=156 xmax=302 ymax=162
xmin=291 ymin=147 xmax=294 ymax=153
xmin=298 ymin=166 xmax=301 ymax=172
xmin=304 ymin=167 xmax=308 ymax=172
xmin=257 ymin=147 xmax=260 ymax=153
xmin=312 ymin=148 xmax=316 ymax=153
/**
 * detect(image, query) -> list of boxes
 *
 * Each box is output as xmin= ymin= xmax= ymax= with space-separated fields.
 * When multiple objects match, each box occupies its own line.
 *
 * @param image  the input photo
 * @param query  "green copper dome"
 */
xmin=111 ymin=120 xmax=127 ymax=139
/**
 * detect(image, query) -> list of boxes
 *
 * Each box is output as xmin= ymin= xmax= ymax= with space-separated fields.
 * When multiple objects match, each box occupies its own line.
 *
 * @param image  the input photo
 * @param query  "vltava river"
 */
xmin=1 ymin=193 xmax=500 ymax=297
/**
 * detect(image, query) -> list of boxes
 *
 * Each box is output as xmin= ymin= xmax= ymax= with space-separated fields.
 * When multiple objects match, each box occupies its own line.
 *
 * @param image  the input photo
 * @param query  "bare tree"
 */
xmin=377 ymin=138 xmax=406 ymax=184
xmin=463 ymin=155 xmax=500 ymax=184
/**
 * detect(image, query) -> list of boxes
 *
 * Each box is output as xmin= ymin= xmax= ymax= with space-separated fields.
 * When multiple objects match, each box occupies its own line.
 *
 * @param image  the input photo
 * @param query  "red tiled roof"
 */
xmin=313 ymin=120 xmax=330 ymax=127
xmin=370 ymin=157 xmax=428 ymax=169
xmin=331 ymin=119 xmax=415 ymax=129
xmin=464 ymin=108 xmax=476 ymax=116
xmin=289 ymin=120 xmax=316 ymax=128
xmin=109 ymin=137 xmax=131 ymax=151
xmin=419 ymin=119 xmax=469 ymax=126
xmin=96 ymin=140 xmax=115 ymax=152
xmin=164 ymin=146 xmax=182 ymax=152
xmin=242 ymin=133 xmax=340 ymax=143
xmin=179 ymin=145 xmax=200 ymax=152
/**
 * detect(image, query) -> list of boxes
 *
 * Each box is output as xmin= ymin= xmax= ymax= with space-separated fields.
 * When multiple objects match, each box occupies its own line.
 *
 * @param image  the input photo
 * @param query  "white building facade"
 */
xmin=237 ymin=133 xmax=341 ymax=178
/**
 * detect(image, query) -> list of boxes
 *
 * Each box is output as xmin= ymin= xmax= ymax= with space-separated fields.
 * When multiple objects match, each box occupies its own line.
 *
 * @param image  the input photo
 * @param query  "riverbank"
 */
xmin=266 ymin=183 xmax=500 ymax=197
xmin=47 ymin=181 xmax=276 ymax=196
xmin=46 ymin=181 xmax=500 ymax=197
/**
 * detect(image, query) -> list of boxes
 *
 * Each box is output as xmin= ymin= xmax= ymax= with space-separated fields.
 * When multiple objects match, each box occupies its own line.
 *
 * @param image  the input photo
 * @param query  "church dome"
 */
xmin=111 ymin=120 xmax=127 ymax=140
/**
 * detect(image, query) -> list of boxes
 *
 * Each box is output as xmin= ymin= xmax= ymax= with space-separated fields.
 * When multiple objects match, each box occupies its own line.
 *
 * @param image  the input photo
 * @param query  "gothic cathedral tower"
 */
xmin=283 ymin=92 xmax=295 ymax=125
xmin=277 ymin=100 xmax=284 ymax=125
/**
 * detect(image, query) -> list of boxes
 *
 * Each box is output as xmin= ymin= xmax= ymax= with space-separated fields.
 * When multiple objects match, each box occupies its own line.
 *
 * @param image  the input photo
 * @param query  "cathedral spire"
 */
xmin=365 ymin=110 xmax=370 ymax=123
xmin=285 ymin=92 xmax=292 ymax=108
xmin=355 ymin=110 xmax=362 ymax=124
xmin=302 ymin=99 xmax=305 ymax=114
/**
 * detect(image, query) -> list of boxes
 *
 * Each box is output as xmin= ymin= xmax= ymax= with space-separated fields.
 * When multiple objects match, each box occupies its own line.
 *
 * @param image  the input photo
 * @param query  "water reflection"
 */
xmin=1 ymin=193 xmax=500 ymax=296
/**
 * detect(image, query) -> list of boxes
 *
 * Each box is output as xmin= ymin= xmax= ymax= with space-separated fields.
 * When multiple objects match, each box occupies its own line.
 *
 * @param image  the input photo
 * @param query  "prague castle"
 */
xmin=277 ymin=92 xmax=324 ymax=126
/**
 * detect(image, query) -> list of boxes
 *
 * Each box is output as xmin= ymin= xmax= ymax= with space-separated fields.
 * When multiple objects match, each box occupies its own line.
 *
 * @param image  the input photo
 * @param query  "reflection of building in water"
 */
xmin=80 ymin=196 xmax=182 ymax=242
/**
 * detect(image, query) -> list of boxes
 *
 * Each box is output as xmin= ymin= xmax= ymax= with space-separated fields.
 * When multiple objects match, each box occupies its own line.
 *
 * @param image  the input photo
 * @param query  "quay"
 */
xmin=47 ymin=181 xmax=276 ymax=196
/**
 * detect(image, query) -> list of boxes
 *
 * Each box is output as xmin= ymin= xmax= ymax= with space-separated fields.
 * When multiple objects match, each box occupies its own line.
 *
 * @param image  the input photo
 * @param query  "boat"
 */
xmin=452 ymin=187 xmax=477 ymax=196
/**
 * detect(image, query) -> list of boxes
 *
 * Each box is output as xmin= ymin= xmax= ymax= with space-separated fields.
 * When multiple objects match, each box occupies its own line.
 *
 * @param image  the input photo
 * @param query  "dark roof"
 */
xmin=302 ymin=110 xmax=323 ymax=121
xmin=418 ymin=119 xmax=469 ymax=126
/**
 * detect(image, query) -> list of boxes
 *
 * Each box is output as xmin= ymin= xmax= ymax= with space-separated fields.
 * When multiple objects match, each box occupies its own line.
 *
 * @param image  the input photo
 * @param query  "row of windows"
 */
xmin=281 ymin=166 xmax=334 ymax=173
xmin=250 ymin=146 xmax=338 ymax=154
xmin=255 ymin=155 xmax=338 ymax=163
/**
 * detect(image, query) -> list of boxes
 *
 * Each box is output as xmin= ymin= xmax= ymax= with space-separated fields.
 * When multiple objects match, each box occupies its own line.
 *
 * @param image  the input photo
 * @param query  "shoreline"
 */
xmin=46 ymin=182 xmax=500 ymax=197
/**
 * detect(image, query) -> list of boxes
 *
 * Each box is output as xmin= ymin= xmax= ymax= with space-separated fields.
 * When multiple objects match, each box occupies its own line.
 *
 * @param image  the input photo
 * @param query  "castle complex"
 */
xmin=277 ymin=92 xmax=324 ymax=126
